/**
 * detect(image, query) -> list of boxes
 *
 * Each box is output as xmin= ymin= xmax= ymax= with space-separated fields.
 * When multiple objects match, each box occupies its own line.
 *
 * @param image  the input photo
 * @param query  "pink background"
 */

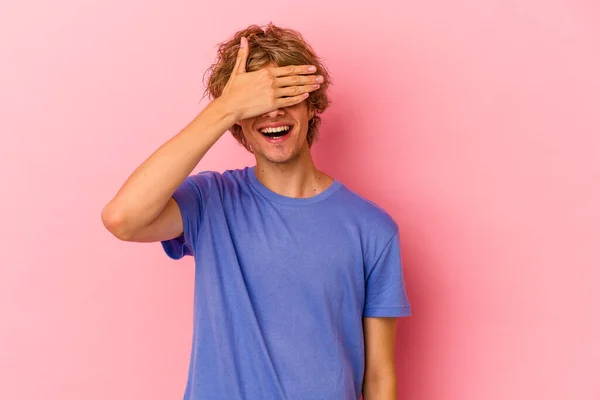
xmin=2 ymin=1 xmax=599 ymax=399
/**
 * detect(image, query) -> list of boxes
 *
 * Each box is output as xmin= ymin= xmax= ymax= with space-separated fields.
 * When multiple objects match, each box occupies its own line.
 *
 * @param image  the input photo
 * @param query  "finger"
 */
xmin=276 ymin=92 xmax=311 ymax=108
xmin=232 ymin=37 xmax=248 ymax=74
xmin=269 ymin=65 xmax=317 ymax=77
xmin=276 ymin=84 xmax=320 ymax=98
xmin=274 ymin=74 xmax=323 ymax=88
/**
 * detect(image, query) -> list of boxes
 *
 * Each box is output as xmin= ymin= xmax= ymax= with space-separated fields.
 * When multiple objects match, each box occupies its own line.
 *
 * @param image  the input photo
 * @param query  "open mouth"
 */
xmin=260 ymin=125 xmax=292 ymax=139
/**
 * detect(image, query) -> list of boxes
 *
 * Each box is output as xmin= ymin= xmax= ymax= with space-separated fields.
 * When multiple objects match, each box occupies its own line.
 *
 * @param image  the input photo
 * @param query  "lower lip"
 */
xmin=261 ymin=127 xmax=293 ymax=144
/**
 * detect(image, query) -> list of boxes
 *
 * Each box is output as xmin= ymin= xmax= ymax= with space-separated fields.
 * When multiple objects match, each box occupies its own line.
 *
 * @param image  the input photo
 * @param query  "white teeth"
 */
xmin=260 ymin=126 xmax=290 ymax=134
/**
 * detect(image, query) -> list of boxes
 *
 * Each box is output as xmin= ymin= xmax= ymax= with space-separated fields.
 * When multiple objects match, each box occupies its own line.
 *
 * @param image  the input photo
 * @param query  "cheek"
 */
xmin=239 ymin=121 xmax=256 ymax=137
xmin=237 ymin=116 xmax=256 ymax=129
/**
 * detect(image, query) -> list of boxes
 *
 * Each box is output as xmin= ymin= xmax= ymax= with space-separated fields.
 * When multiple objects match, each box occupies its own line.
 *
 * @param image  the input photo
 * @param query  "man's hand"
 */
xmin=220 ymin=36 xmax=323 ymax=122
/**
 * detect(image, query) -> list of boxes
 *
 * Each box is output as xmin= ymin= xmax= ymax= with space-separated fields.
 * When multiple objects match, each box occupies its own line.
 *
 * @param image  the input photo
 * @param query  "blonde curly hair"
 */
xmin=204 ymin=23 xmax=332 ymax=152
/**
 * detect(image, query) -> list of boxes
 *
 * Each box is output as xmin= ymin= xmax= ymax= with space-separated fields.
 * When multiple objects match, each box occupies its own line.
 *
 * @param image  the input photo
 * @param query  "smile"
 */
xmin=260 ymin=125 xmax=291 ymax=138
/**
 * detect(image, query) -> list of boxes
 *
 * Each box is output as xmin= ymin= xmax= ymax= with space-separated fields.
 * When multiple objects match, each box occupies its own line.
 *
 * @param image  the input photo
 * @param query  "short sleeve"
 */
xmin=363 ymin=230 xmax=411 ymax=318
xmin=161 ymin=172 xmax=216 ymax=260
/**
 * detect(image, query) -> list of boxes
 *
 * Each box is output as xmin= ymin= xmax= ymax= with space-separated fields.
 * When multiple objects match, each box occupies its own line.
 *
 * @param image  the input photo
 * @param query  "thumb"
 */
xmin=232 ymin=37 xmax=248 ymax=74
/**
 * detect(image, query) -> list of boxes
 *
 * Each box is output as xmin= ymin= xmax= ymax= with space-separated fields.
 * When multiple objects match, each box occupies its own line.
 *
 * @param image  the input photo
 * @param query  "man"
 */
xmin=102 ymin=23 xmax=410 ymax=400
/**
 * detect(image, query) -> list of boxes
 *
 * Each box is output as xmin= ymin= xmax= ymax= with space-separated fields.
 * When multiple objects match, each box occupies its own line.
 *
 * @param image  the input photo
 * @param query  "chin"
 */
xmin=248 ymin=129 xmax=310 ymax=165
xmin=260 ymin=151 xmax=298 ymax=165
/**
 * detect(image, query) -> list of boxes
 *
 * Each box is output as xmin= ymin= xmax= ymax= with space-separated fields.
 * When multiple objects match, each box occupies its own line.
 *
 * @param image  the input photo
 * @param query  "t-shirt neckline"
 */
xmin=247 ymin=166 xmax=342 ymax=206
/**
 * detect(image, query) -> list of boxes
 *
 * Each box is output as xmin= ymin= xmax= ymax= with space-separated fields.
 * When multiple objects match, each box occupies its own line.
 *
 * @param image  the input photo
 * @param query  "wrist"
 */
xmin=212 ymin=96 xmax=241 ymax=126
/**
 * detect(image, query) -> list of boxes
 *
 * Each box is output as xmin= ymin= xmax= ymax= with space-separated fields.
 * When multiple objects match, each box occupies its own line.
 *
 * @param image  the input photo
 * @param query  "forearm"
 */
xmin=362 ymin=373 xmax=397 ymax=400
xmin=102 ymin=98 xmax=236 ymax=236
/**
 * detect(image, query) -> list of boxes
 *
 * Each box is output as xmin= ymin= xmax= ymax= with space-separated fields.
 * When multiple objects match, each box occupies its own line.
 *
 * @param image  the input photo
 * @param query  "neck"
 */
xmin=254 ymin=151 xmax=333 ymax=199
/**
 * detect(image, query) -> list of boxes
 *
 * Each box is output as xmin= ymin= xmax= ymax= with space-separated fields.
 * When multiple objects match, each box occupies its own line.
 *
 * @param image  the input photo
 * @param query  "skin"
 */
xmin=101 ymin=35 xmax=397 ymax=399
xmin=236 ymin=83 xmax=334 ymax=199
xmin=362 ymin=317 xmax=398 ymax=399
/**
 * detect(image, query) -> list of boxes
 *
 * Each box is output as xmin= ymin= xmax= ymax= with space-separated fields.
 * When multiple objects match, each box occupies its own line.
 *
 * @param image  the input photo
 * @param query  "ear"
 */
xmin=307 ymin=105 xmax=316 ymax=120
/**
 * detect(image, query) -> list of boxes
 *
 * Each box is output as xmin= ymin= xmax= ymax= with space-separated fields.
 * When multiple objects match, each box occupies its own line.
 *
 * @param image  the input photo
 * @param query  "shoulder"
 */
xmin=334 ymin=184 xmax=399 ymax=238
xmin=186 ymin=167 xmax=251 ymax=192
xmin=333 ymin=185 xmax=403 ymax=269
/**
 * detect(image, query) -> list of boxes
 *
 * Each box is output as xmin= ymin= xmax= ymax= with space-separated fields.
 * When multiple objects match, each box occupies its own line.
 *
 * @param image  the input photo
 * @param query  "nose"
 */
xmin=262 ymin=108 xmax=284 ymax=119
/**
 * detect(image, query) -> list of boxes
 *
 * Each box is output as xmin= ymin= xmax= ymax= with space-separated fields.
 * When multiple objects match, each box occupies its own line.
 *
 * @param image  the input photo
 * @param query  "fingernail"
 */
xmin=240 ymin=37 xmax=246 ymax=48
xmin=316 ymin=76 xmax=324 ymax=83
xmin=308 ymin=66 xmax=317 ymax=72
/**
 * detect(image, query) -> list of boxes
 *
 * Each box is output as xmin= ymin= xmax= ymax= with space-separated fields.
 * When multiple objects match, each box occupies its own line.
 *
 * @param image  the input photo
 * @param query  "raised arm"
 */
xmin=101 ymin=37 xmax=321 ymax=242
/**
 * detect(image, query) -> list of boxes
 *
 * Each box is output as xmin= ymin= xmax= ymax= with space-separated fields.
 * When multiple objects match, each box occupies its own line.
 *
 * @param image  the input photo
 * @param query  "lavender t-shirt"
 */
xmin=161 ymin=166 xmax=410 ymax=400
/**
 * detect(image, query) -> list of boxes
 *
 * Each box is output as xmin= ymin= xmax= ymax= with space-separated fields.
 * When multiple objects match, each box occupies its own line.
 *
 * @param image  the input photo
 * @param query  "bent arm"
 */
xmin=101 ymin=98 xmax=236 ymax=242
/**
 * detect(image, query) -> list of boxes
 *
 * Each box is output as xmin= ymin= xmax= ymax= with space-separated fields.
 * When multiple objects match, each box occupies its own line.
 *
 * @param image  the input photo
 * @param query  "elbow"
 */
xmin=101 ymin=202 xmax=135 ymax=241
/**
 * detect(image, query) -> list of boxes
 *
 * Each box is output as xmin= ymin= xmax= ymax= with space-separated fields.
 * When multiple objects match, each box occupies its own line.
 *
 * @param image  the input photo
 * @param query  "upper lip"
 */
xmin=256 ymin=122 xmax=293 ymax=131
